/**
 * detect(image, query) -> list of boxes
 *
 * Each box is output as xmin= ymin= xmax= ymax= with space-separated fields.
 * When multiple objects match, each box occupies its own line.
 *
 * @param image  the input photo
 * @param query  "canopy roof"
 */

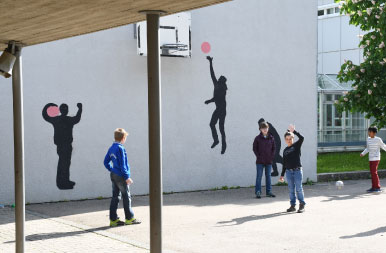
xmin=318 ymin=74 xmax=353 ymax=92
xmin=0 ymin=0 xmax=230 ymax=51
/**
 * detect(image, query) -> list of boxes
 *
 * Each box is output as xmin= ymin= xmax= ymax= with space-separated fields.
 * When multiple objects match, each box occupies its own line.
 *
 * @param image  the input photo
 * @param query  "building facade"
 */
xmin=0 ymin=0 xmax=317 ymax=204
xmin=317 ymin=0 xmax=386 ymax=151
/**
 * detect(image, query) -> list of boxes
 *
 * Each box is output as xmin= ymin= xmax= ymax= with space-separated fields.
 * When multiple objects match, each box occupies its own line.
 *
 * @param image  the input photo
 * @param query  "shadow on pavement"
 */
xmin=340 ymin=226 xmax=386 ymax=239
xmin=320 ymin=192 xmax=371 ymax=202
xmin=4 ymin=226 xmax=111 ymax=243
xmin=216 ymin=212 xmax=294 ymax=226
xmin=16 ymin=179 xmax=384 ymax=225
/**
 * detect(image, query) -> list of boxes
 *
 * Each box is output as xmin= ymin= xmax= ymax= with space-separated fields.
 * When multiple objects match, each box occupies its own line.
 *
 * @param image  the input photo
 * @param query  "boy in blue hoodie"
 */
xmin=104 ymin=128 xmax=141 ymax=227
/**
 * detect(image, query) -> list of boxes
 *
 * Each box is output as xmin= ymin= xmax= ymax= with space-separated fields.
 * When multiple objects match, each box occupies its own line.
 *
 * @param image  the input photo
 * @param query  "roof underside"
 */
xmin=0 ymin=0 xmax=230 ymax=51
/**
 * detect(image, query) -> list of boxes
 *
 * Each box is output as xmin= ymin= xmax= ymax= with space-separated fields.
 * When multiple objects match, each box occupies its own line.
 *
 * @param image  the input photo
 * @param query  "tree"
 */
xmin=335 ymin=0 xmax=386 ymax=128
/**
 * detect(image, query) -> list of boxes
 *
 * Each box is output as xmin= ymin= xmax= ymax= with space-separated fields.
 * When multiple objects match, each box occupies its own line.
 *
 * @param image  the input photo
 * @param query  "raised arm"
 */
xmin=42 ymin=103 xmax=57 ymax=123
xmin=72 ymin=103 xmax=83 ymax=125
xmin=293 ymin=130 xmax=304 ymax=147
xmin=206 ymin=56 xmax=217 ymax=85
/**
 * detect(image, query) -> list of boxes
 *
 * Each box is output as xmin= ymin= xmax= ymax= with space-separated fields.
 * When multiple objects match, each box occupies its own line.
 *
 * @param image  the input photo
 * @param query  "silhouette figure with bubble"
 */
xmin=43 ymin=103 xmax=82 ymax=189
xmin=258 ymin=118 xmax=283 ymax=177
xmin=205 ymin=56 xmax=228 ymax=154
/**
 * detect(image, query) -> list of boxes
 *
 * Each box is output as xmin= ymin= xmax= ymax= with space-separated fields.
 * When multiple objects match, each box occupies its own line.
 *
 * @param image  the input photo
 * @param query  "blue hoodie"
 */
xmin=103 ymin=142 xmax=130 ymax=180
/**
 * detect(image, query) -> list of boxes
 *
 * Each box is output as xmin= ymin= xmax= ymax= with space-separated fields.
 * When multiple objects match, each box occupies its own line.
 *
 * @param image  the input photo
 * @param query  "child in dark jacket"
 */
xmin=279 ymin=124 xmax=305 ymax=213
xmin=104 ymin=128 xmax=141 ymax=227
xmin=253 ymin=121 xmax=276 ymax=198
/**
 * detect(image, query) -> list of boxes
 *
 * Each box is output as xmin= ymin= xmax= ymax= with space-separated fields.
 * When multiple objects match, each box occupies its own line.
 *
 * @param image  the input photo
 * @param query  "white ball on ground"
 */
xmin=336 ymin=180 xmax=344 ymax=190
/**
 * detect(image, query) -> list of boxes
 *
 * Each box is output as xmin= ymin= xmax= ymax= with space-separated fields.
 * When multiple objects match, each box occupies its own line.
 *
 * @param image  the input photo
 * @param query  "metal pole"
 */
xmin=145 ymin=11 xmax=164 ymax=253
xmin=12 ymin=44 xmax=25 ymax=253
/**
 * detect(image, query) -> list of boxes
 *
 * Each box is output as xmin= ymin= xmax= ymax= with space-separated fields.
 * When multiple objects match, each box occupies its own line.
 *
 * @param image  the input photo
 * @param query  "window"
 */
xmin=318 ymin=9 xmax=324 ymax=16
xmin=335 ymin=7 xmax=340 ymax=14
xmin=327 ymin=8 xmax=334 ymax=15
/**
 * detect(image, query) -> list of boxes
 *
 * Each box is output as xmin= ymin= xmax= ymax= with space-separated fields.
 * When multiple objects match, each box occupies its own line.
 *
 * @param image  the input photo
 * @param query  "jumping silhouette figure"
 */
xmin=43 ymin=103 xmax=83 ymax=190
xmin=258 ymin=118 xmax=283 ymax=177
xmin=205 ymin=56 xmax=228 ymax=154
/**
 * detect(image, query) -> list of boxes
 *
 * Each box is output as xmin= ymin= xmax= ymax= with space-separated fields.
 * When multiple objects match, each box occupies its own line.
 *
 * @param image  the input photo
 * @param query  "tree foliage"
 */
xmin=336 ymin=0 xmax=386 ymax=127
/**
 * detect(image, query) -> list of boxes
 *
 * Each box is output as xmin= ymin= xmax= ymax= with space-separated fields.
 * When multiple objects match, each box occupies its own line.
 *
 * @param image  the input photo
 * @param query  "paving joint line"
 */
xmin=25 ymin=210 xmax=152 ymax=251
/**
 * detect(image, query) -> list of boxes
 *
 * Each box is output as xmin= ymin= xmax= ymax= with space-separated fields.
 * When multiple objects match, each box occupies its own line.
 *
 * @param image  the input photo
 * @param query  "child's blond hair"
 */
xmin=114 ymin=128 xmax=128 ymax=142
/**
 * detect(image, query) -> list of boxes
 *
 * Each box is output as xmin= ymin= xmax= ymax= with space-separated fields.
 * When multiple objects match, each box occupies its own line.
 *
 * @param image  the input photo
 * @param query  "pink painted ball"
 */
xmin=201 ymin=42 xmax=211 ymax=54
xmin=47 ymin=106 xmax=60 ymax=117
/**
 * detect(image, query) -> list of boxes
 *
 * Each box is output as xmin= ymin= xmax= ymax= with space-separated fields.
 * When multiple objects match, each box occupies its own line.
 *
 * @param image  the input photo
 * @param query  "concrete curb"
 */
xmin=318 ymin=169 xmax=386 ymax=182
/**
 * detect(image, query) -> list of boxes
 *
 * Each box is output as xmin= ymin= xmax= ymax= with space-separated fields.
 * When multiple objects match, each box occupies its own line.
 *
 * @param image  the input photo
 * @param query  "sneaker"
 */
xmin=256 ymin=192 xmax=261 ymax=199
xmin=266 ymin=192 xmax=276 ymax=198
xmin=110 ymin=219 xmax=125 ymax=227
xmin=297 ymin=203 xmax=305 ymax=213
xmin=286 ymin=205 xmax=296 ymax=212
xmin=367 ymin=188 xmax=375 ymax=193
xmin=373 ymin=188 xmax=382 ymax=193
xmin=125 ymin=218 xmax=141 ymax=225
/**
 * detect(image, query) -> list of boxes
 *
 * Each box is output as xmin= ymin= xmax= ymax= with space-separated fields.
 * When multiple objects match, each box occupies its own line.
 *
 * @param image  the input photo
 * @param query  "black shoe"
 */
xmin=211 ymin=140 xmax=219 ymax=149
xmin=287 ymin=205 xmax=296 ymax=212
xmin=271 ymin=171 xmax=279 ymax=177
xmin=266 ymin=192 xmax=276 ymax=198
xmin=221 ymin=143 xmax=227 ymax=154
xmin=68 ymin=180 xmax=76 ymax=186
xmin=57 ymin=183 xmax=74 ymax=190
xmin=367 ymin=188 xmax=375 ymax=193
xmin=297 ymin=203 xmax=305 ymax=213
xmin=256 ymin=192 xmax=261 ymax=199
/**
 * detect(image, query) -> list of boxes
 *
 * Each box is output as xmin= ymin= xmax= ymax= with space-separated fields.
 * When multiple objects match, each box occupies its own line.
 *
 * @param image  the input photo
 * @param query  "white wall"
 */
xmin=0 ymin=0 xmax=317 ymax=204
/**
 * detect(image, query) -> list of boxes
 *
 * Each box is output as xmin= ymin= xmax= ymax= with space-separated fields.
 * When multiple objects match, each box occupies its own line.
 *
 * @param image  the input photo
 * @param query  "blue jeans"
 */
xmin=286 ymin=168 xmax=306 ymax=206
xmin=255 ymin=164 xmax=272 ymax=195
xmin=109 ymin=172 xmax=134 ymax=221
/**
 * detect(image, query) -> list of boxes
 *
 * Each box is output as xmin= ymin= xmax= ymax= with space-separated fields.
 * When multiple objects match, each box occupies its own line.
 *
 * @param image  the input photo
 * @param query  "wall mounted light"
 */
xmin=0 ymin=42 xmax=17 ymax=78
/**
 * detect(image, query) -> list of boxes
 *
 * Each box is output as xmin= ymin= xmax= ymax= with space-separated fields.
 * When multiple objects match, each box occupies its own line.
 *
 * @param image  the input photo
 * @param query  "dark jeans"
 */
xmin=109 ymin=172 xmax=134 ymax=221
xmin=56 ymin=144 xmax=73 ymax=187
xmin=255 ymin=164 xmax=272 ymax=195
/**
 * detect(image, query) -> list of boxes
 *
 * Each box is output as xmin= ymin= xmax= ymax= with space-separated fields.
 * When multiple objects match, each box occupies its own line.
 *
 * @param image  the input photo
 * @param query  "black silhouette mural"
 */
xmin=43 ymin=103 xmax=83 ymax=190
xmin=258 ymin=118 xmax=283 ymax=176
xmin=205 ymin=56 xmax=228 ymax=154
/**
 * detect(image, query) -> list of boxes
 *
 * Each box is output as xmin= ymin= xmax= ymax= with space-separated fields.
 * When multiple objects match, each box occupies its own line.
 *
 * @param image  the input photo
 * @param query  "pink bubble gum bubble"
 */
xmin=201 ymin=42 xmax=211 ymax=54
xmin=47 ymin=106 xmax=60 ymax=117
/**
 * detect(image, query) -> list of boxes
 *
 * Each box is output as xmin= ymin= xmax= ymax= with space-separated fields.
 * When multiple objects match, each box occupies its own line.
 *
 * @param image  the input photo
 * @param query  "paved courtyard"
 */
xmin=1 ymin=179 xmax=386 ymax=252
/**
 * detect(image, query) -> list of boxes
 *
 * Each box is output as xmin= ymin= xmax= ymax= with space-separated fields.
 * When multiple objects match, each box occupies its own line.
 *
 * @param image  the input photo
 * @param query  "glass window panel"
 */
xmin=318 ymin=10 xmax=325 ymax=16
xmin=326 ymin=104 xmax=332 ymax=126
xmin=327 ymin=8 xmax=334 ymax=14
xmin=335 ymin=109 xmax=342 ymax=118
xmin=325 ymin=94 xmax=333 ymax=101
xmin=335 ymin=119 xmax=342 ymax=127
xmin=335 ymin=7 xmax=340 ymax=14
